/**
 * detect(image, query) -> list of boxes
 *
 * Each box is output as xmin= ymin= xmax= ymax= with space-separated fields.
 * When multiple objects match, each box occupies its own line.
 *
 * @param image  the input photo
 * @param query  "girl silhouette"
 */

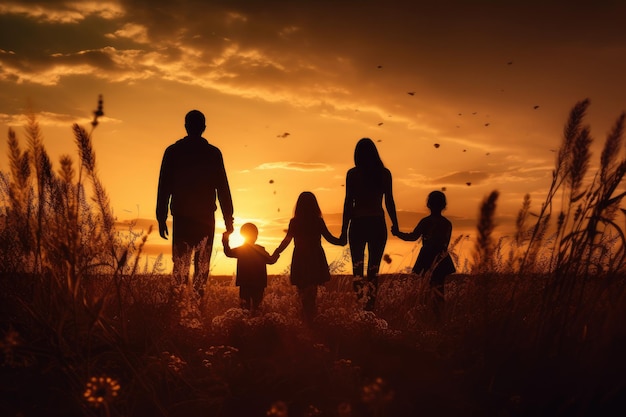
xmin=340 ymin=138 xmax=399 ymax=311
xmin=273 ymin=192 xmax=343 ymax=323
xmin=393 ymin=190 xmax=456 ymax=320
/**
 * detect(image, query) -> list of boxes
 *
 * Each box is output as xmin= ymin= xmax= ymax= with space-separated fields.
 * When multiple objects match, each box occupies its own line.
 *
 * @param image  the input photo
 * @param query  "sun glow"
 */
xmin=226 ymin=229 xmax=245 ymax=247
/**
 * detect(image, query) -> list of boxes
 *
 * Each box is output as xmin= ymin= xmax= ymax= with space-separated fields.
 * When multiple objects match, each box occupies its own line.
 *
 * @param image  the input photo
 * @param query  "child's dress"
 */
xmin=286 ymin=217 xmax=334 ymax=288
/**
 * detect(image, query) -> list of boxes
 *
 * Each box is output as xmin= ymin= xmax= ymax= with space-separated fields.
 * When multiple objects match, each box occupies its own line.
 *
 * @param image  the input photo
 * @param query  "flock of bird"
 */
xmin=268 ymin=60 xmax=542 ymax=208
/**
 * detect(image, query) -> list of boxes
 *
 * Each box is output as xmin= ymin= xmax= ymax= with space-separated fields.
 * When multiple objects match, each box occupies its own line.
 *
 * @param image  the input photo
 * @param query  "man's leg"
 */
xmin=172 ymin=216 xmax=193 ymax=286
xmin=192 ymin=218 xmax=215 ymax=296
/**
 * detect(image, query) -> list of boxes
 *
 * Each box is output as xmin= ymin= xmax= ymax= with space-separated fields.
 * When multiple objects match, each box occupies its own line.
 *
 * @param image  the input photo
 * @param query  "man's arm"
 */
xmin=215 ymin=150 xmax=234 ymax=233
xmin=156 ymin=148 xmax=172 ymax=239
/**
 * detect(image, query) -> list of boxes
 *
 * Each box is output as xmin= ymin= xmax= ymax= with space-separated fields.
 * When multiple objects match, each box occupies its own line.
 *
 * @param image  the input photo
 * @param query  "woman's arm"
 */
xmin=339 ymin=170 xmax=354 ymax=244
xmin=395 ymin=220 xmax=424 ymax=242
xmin=383 ymin=169 xmax=399 ymax=230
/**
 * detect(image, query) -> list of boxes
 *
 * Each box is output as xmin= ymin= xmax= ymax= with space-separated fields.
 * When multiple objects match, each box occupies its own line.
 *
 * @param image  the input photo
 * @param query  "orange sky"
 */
xmin=1 ymin=1 xmax=626 ymax=275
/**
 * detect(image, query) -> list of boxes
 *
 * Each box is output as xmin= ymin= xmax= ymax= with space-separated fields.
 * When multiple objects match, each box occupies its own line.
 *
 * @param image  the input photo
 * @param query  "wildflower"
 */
xmin=200 ymin=345 xmax=242 ymax=377
xmin=83 ymin=376 xmax=120 ymax=407
xmin=305 ymin=404 xmax=321 ymax=416
xmin=267 ymin=400 xmax=288 ymax=417
xmin=313 ymin=343 xmax=330 ymax=354
xmin=337 ymin=401 xmax=353 ymax=417
xmin=361 ymin=377 xmax=394 ymax=407
xmin=162 ymin=351 xmax=187 ymax=373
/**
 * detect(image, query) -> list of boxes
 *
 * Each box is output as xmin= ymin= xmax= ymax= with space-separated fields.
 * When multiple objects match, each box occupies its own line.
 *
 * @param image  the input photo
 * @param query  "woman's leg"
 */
xmin=349 ymin=217 xmax=387 ymax=310
xmin=366 ymin=216 xmax=387 ymax=278
xmin=365 ymin=217 xmax=387 ymax=310
xmin=348 ymin=221 xmax=366 ymax=277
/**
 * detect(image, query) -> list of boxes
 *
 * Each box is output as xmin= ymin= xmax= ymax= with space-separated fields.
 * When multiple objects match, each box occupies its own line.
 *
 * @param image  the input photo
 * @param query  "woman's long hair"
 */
xmin=354 ymin=138 xmax=384 ymax=170
xmin=354 ymin=138 xmax=386 ymax=187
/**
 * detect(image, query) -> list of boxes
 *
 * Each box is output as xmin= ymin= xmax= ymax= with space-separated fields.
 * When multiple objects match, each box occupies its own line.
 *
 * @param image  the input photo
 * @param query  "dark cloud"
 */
xmin=256 ymin=161 xmax=333 ymax=172
xmin=2 ymin=0 xmax=626 ymax=167
xmin=434 ymin=171 xmax=491 ymax=186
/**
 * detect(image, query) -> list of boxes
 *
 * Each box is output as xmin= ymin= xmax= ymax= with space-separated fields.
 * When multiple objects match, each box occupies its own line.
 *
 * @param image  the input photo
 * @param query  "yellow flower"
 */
xmin=83 ymin=376 xmax=120 ymax=407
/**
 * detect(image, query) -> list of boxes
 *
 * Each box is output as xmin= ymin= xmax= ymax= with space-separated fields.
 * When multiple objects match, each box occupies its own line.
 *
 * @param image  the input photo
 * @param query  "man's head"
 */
xmin=240 ymin=223 xmax=258 ymax=244
xmin=185 ymin=110 xmax=206 ymax=136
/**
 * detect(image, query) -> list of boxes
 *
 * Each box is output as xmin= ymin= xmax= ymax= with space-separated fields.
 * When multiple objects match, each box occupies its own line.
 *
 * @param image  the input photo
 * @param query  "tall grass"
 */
xmin=1 ymin=99 xmax=625 ymax=417
xmin=0 ymin=97 xmax=156 ymax=416
xmin=466 ymin=99 xmax=626 ymax=416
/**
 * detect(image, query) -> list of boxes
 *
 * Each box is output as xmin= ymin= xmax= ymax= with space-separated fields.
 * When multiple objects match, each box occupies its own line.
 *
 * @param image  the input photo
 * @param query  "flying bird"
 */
xmin=466 ymin=182 xmax=472 ymax=186
xmin=484 ymin=123 xmax=490 ymax=127
xmin=507 ymin=61 xmax=513 ymax=65
xmin=377 ymin=65 xmax=383 ymax=69
xmin=442 ymin=187 xmax=447 ymax=191
xmin=434 ymin=143 xmax=440 ymax=148
xmin=277 ymin=132 xmax=290 ymax=138
xmin=378 ymin=122 xmax=384 ymax=126
xmin=383 ymin=254 xmax=392 ymax=264
xmin=269 ymin=179 xmax=274 ymax=184
xmin=407 ymin=92 xmax=415 ymax=96
xmin=533 ymin=105 xmax=540 ymax=109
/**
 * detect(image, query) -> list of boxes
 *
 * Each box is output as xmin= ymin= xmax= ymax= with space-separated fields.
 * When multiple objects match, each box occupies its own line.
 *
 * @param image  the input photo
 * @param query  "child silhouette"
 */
xmin=272 ymin=192 xmax=344 ymax=323
xmin=223 ymin=223 xmax=277 ymax=312
xmin=392 ymin=191 xmax=456 ymax=320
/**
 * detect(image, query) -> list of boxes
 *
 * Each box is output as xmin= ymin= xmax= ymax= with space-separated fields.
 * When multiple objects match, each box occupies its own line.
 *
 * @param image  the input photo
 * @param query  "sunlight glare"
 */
xmin=227 ymin=230 xmax=245 ymax=247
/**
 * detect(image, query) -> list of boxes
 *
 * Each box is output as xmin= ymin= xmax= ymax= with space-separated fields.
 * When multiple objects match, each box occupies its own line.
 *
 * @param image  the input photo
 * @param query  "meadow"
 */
xmin=1 ymin=98 xmax=625 ymax=416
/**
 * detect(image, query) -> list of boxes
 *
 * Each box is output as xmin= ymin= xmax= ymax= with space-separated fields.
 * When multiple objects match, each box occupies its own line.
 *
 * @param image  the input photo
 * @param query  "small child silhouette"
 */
xmin=223 ymin=223 xmax=277 ymax=312
xmin=272 ymin=192 xmax=344 ymax=324
xmin=392 ymin=190 xmax=456 ymax=320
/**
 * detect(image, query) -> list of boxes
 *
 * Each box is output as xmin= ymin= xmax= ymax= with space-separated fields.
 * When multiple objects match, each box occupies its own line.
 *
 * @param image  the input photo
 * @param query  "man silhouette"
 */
xmin=156 ymin=110 xmax=234 ymax=295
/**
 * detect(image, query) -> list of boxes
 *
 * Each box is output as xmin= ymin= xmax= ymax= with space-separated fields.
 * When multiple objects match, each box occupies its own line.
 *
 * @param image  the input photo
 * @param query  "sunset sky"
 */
xmin=1 ymin=1 xmax=626 ymax=275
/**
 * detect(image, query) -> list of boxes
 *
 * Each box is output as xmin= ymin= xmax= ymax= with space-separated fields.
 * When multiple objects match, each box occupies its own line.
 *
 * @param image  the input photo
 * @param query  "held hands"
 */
xmin=339 ymin=231 xmax=348 ymax=246
xmin=225 ymin=218 xmax=234 ymax=234
xmin=270 ymin=250 xmax=280 ymax=263
xmin=222 ymin=230 xmax=231 ymax=244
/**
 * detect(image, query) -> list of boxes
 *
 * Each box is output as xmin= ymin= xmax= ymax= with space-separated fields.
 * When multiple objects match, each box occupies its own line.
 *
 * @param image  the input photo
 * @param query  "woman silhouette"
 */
xmin=340 ymin=138 xmax=398 ymax=310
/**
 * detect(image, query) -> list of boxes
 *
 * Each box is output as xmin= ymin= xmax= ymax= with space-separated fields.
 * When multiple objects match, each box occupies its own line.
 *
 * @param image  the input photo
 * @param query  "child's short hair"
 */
xmin=240 ymin=223 xmax=258 ymax=242
xmin=427 ymin=191 xmax=447 ymax=211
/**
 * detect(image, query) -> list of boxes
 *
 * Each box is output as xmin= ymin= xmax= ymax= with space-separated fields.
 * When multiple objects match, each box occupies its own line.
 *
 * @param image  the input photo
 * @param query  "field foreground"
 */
xmin=1 ymin=272 xmax=625 ymax=417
